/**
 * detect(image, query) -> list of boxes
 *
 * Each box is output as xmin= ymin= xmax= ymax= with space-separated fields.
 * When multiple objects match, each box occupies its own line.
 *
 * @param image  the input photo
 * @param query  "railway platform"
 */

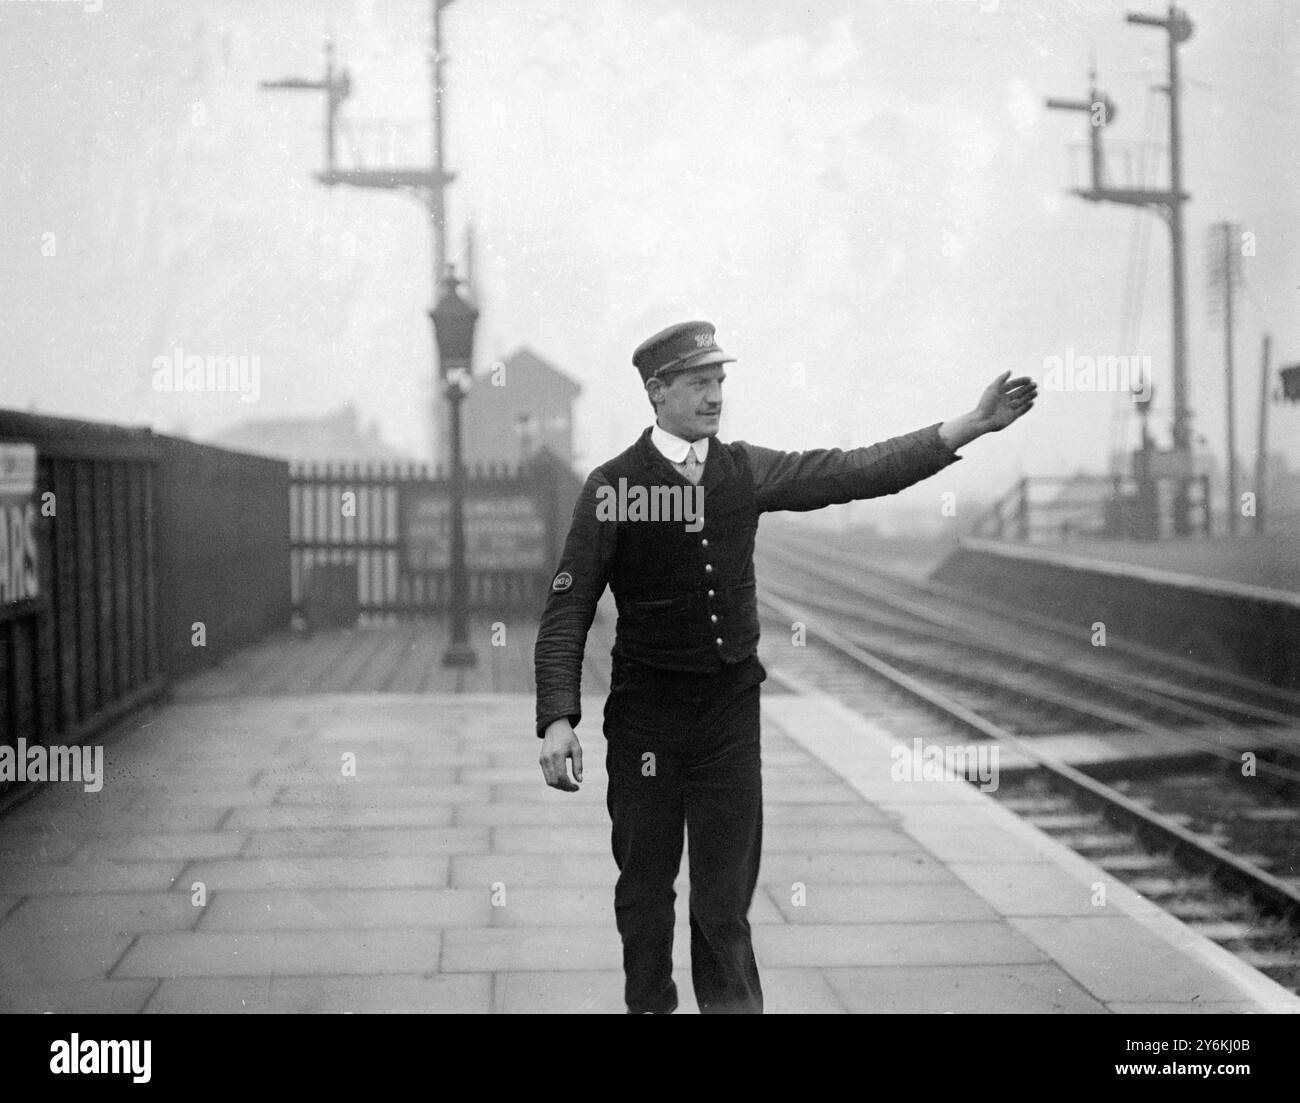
xmin=1 ymin=649 xmax=1295 ymax=1014
xmin=929 ymin=534 xmax=1300 ymax=691
xmin=947 ymin=533 xmax=1300 ymax=606
xmin=976 ymin=532 xmax=1300 ymax=595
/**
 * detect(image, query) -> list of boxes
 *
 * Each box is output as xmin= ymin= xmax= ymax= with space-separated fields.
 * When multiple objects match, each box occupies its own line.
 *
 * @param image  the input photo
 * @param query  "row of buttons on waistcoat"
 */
xmin=702 ymin=537 xmax=722 ymax=646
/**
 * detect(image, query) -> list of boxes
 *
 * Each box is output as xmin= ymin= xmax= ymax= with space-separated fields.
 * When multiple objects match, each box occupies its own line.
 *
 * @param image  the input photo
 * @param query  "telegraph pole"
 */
xmin=1223 ymin=223 xmax=1237 ymax=534
xmin=1254 ymin=335 xmax=1271 ymax=535
xmin=431 ymin=0 xmax=450 ymax=286
xmin=1046 ymin=4 xmax=1196 ymax=534
xmin=1208 ymin=221 xmax=1241 ymax=533
xmin=261 ymin=1 xmax=461 ymax=465
xmin=1149 ymin=5 xmax=1192 ymax=478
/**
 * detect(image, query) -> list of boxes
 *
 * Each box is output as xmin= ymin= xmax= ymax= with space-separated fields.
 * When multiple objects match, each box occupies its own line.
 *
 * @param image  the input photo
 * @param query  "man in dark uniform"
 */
xmin=534 ymin=321 xmax=1036 ymax=1014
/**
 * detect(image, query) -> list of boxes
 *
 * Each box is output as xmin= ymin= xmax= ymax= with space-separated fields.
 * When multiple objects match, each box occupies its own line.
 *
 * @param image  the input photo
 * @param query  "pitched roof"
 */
xmin=489 ymin=347 xmax=582 ymax=398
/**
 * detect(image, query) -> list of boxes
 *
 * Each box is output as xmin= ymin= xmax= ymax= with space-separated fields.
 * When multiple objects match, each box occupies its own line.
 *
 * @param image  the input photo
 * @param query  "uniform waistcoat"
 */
xmin=599 ymin=429 xmax=759 ymax=671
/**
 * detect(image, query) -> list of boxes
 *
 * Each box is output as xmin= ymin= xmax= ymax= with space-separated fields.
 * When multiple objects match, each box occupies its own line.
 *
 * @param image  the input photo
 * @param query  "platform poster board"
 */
xmin=401 ymin=492 xmax=548 ymax=571
xmin=0 ymin=442 xmax=39 ymax=613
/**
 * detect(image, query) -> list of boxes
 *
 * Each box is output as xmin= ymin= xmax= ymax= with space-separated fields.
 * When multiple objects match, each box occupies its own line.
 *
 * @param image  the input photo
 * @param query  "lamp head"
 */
xmin=430 ymin=265 xmax=479 ymax=377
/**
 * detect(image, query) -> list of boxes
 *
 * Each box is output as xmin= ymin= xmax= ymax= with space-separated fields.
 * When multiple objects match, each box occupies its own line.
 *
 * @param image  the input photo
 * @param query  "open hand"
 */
xmin=976 ymin=371 xmax=1037 ymax=431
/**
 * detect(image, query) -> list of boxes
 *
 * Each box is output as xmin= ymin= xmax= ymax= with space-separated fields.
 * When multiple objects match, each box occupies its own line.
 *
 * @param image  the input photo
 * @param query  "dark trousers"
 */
xmin=602 ymin=654 xmax=766 ymax=1014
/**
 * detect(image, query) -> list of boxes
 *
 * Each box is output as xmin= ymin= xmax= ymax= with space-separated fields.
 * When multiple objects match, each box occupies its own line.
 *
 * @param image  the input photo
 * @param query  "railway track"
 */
xmin=750 ymin=530 xmax=1300 ymax=993
xmin=761 ymin=531 xmax=1300 ymax=732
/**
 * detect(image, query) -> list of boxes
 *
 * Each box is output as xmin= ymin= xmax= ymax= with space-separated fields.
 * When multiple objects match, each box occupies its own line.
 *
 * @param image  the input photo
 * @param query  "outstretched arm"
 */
xmin=739 ymin=372 xmax=1036 ymax=514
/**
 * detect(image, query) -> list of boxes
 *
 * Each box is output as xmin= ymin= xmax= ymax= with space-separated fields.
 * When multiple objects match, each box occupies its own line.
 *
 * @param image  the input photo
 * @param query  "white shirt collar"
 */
xmin=650 ymin=422 xmax=709 ymax=464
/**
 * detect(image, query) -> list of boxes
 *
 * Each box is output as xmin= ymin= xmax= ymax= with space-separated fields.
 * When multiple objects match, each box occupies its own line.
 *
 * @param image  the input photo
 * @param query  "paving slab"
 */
xmin=179 ymin=857 xmax=450 ymax=892
xmin=756 ymin=851 xmax=959 ymax=886
xmin=2 ymin=892 xmax=199 ymax=934
xmin=0 ymin=980 xmax=158 ymax=1014
xmin=3 ymin=803 xmax=230 ymax=834
xmin=0 ymin=859 xmax=184 ymax=895
xmin=753 ymin=922 xmax=1048 ymax=968
xmin=1109 ymin=1000 xmax=1294 ymax=1014
xmin=101 ymin=784 xmax=280 ymax=808
xmin=753 ymin=782 xmax=869 ymax=803
xmin=198 ymin=888 xmax=491 ymax=931
xmin=114 ymin=930 xmax=443 ymax=979
xmin=442 ymin=925 xmax=622 ymax=972
xmin=824 ymin=964 xmax=1108 ymax=1014
xmin=902 ymin=824 xmax=1064 ymax=865
xmin=72 ymin=832 xmax=248 ymax=862
xmin=490 ymin=826 xmax=612 ymax=854
xmin=0 ymin=827 xmax=84 ymax=862
xmin=461 ymin=766 xmax=561 ymax=785
xmin=492 ymin=969 xmax=626 ymax=1013
xmin=947 ymin=861 xmax=1157 ymax=918
xmin=240 ymin=827 xmax=489 ymax=859
xmin=760 ymin=802 xmax=893 ymax=825
xmin=274 ymin=783 xmax=492 ymax=806
xmin=454 ymin=803 xmax=612 ymax=828
xmin=762 ymin=882 xmax=1000 ymax=924
xmin=0 ymin=925 xmax=135 ymax=984
xmin=225 ymin=805 xmax=456 ymax=830
xmin=450 ymin=854 xmax=612 ymax=889
xmin=1007 ymin=916 xmax=1298 ymax=1009
xmin=757 ymin=825 xmax=925 ymax=853
xmin=144 ymin=974 xmax=491 ymax=1013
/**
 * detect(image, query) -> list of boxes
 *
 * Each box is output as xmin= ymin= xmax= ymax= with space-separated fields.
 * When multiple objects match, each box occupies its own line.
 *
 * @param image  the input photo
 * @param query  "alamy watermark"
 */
xmin=50 ymin=1035 xmax=150 ymax=1083
xmin=890 ymin=737 xmax=999 ymax=792
xmin=1042 ymin=348 xmax=1152 ymax=403
xmin=595 ymin=479 xmax=704 ymax=532
xmin=0 ymin=738 xmax=103 ymax=793
xmin=152 ymin=347 xmax=261 ymax=402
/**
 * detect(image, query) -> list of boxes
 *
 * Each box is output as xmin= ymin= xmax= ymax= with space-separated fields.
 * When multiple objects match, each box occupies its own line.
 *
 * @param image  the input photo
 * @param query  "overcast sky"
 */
xmin=1 ymin=0 xmax=1297 ymax=500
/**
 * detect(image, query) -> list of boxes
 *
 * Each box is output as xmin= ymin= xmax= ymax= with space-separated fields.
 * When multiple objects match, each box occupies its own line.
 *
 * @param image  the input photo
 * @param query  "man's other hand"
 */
xmin=539 ymin=719 xmax=584 ymax=792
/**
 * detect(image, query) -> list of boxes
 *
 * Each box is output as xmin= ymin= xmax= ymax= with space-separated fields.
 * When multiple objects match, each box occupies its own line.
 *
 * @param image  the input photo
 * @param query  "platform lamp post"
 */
xmin=431 ymin=265 xmax=478 ymax=668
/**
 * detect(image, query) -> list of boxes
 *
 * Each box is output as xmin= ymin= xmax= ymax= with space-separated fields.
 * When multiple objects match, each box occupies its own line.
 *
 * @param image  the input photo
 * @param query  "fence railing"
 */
xmin=289 ymin=448 xmax=583 ymax=619
xmin=974 ymin=474 xmax=1212 ymax=542
xmin=0 ymin=410 xmax=291 ymax=800
xmin=0 ymin=412 xmax=161 ymax=766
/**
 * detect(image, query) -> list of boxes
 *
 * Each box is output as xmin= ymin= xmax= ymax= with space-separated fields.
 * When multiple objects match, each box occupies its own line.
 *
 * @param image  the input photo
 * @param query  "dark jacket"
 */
xmin=534 ymin=422 xmax=960 ymax=737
